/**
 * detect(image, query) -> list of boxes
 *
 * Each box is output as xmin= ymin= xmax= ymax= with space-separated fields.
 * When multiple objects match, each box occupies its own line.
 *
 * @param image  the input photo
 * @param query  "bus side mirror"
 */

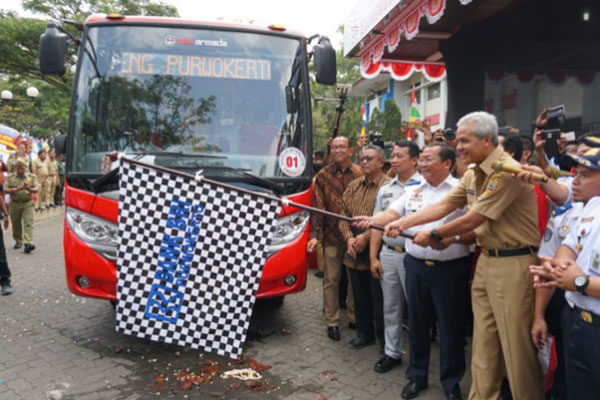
xmin=40 ymin=24 xmax=68 ymax=75
xmin=313 ymin=36 xmax=336 ymax=85
xmin=54 ymin=134 xmax=67 ymax=155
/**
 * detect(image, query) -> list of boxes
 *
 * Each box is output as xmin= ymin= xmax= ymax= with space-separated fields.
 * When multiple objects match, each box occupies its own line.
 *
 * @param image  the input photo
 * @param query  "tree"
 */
xmin=381 ymin=99 xmax=402 ymax=142
xmin=22 ymin=0 xmax=179 ymax=22
xmin=0 ymin=0 xmax=179 ymax=139
xmin=366 ymin=107 xmax=383 ymax=137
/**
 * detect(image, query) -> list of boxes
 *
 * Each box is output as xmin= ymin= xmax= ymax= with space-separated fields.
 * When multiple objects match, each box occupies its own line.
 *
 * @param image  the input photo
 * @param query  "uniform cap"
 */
xmin=582 ymin=135 xmax=600 ymax=148
xmin=13 ymin=159 xmax=27 ymax=168
xmin=561 ymin=148 xmax=600 ymax=171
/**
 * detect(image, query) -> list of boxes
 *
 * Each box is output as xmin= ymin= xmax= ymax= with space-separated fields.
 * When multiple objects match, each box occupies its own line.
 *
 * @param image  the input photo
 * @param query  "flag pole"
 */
xmin=120 ymin=157 xmax=414 ymax=239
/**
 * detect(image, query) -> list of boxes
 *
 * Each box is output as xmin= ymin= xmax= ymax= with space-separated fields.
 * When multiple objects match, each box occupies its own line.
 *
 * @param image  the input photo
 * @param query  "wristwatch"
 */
xmin=453 ymin=235 xmax=461 ymax=244
xmin=430 ymin=229 xmax=443 ymax=243
xmin=574 ymin=274 xmax=590 ymax=296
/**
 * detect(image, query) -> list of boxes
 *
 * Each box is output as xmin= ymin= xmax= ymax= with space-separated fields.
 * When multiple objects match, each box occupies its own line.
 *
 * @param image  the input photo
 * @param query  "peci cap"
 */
xmin=582 ymin=135 xmax=600 ymax=148
xmin=561 ymin=148 xmax=600 ymax=171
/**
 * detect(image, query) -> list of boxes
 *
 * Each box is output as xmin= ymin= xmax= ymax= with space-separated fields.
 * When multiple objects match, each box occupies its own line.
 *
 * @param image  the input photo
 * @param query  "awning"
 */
xmin=362 ymin=59 xmax=446 ymax=82
xmin=357 ymin=0 xmax=473 ymax=65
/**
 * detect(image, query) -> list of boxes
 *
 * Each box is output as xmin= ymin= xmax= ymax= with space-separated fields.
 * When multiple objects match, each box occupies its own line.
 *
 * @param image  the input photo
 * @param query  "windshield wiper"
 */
xmin=199 ymin=166 xmax=285 ymax=194
xmin=131 ymin=151 xmax=227 ymax=159
xmin=90 ymin=151 xmax=228 ymax=192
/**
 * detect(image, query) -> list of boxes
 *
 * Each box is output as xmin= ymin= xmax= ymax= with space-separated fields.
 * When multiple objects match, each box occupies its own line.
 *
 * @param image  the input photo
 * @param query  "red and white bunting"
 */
xmin=361 ymin=0 xmax=473 ymax=66
xmin=362 ymin=60 xmax=447 ymax=82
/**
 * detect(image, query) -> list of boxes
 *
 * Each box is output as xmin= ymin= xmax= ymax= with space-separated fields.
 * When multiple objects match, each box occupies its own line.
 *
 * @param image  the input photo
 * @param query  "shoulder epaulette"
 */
xmin=552 ymin=202 xmax=573 ymax=217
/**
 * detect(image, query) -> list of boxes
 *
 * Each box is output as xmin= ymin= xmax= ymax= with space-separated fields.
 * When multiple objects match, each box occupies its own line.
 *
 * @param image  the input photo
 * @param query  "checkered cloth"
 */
xmin=115 ymin=160 xmax=281 ymax=358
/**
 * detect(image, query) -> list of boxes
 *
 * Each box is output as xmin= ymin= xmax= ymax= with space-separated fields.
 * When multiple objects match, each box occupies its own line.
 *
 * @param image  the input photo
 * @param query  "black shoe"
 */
xmin=1 ymin=282 xmax=14 ymax=296
xmin=401 ymin=381 xmax=427 ymax=399
xmin=314 ymin=271 xmax=324 ymax=278
xmin=446 ymin=391 xmax=463 ymax=400
xmin=347 ymin=337 xmax=375 ymax=350
xmin=348 ymin=322 xmax=356 ymax=330
xmin=24 ymin=244 xmax=35 ymax=254
xmin=13 ymin=242 xmax=22 ymax=249
xmin=374 ymin=355 xmax=402 ymax=373
xmin=327 ymin=326 xmax=340 ymax=341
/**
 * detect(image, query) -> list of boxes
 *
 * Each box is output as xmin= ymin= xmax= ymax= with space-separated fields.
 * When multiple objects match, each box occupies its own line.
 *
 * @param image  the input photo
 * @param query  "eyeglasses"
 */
xmin=359 ymin=155 xmax=376 ymax=162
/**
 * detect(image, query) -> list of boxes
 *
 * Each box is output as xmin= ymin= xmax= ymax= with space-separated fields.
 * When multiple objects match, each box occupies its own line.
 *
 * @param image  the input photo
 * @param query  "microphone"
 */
xmin=491 ymin=161 xmax=549 ymax=183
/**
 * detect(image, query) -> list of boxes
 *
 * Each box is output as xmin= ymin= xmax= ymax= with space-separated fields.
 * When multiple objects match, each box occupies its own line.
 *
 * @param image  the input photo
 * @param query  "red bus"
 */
xmin=39 ymin=14 xmax=336 ymax=304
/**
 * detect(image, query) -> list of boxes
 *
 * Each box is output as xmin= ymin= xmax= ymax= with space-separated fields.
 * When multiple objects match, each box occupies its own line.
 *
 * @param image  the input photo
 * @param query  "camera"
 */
xmin=542 ymin=129 xmax=561 ymax=141
xmin=546 ymin=105 xmax=566 ymax=129
xmin=443 ymin=128 xmax=455 ymax=141
xmin=369 ymin=131 xmax=385 ymax=148
xmin=335 ymin=83 xmax=352 ymax=96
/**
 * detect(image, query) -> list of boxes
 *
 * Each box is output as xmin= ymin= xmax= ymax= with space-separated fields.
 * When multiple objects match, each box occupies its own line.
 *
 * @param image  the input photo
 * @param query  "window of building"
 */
xmin=427 ymin=83 xmax=441 ymax=100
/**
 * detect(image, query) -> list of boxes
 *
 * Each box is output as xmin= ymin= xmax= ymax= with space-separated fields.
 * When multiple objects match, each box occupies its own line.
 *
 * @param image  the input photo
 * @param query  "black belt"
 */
xmin=573 ymin=305 xmax=600 ymax=326
xmin=481 ymin=246 xmax=538 ymax=258
xmin=384 ymin=243 xmax=405 ymax=253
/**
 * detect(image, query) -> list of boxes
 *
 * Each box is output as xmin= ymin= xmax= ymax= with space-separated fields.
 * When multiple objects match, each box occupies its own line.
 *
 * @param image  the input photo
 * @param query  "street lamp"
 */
xmin=1 ymin=86 xmax=39 ymax=103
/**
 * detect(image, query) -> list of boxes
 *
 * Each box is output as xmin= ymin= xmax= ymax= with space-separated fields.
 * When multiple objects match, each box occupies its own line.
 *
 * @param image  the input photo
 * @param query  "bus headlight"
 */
xmin=66 ymin=207 xmax=118 ymax=260
xmin=267 ymin=210 xmax=309 ymax=257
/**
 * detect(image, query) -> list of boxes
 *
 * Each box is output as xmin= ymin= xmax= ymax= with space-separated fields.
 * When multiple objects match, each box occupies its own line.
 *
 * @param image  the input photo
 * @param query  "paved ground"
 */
xmin=0 ymin=211 xmax=472 ymax=399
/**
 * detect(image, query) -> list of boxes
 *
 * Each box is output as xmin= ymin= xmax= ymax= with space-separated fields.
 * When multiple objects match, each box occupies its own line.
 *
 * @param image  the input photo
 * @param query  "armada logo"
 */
xmin=195 ymin=39 xmax=228 ymax=47
xmin=165 ymin=35 xmax=176 ymax=46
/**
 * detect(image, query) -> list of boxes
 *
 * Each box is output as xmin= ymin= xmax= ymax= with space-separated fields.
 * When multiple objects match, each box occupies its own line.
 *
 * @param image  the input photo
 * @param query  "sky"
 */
xmin=1 ymin=0 xmax=355 ymax=49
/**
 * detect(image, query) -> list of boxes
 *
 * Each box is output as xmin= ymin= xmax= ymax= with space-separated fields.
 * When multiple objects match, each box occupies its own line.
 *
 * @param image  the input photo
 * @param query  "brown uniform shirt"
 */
xmin=32 ymin=158 xmax=49 ymax=179
xmin=6 ymin=172 xmax=38 ymax=203
xmin=310 ymin=161 xmax=363 ymax=247
xmin=339 ymin=173 xmax=390 ymax=270
xmin=445 ymin=146 xmax=539 ymax=250
xmin=47 ymin=159 xmax=59 ymax=176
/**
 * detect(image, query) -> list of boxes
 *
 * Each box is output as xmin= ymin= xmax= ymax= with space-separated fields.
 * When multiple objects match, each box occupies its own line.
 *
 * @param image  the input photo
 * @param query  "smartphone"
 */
xmin=561 ymin=131 xmax=576 ymax=142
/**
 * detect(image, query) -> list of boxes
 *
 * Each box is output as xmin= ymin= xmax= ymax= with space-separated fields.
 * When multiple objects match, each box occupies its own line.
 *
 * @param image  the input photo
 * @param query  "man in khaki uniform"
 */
xmin=32 ymin=149 xmax=49 ymax=211
xmin=7 ymin=142 xmax=31 ymax=174
xmin=381 ymin=112 xmax=543 ymax=400
xmin=46 ymin=150 xmax=59 ymax=208
xmin=5 ymin=159 xmax=38 ymax=253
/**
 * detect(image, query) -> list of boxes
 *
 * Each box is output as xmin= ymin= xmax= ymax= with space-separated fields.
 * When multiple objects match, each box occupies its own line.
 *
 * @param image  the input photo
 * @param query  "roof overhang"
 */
xmin=344 ymin=0 xmax=522 ymax=63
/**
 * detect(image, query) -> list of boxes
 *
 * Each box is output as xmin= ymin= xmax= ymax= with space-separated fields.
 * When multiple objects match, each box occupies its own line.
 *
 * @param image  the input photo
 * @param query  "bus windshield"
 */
xmin=70 ymin=25 xmax=310 ymax=179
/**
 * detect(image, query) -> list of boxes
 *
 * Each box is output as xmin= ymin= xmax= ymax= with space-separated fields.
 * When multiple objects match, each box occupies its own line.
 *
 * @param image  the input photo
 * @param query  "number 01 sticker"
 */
xmin=279 ymin=147 xmax=306 ymax=177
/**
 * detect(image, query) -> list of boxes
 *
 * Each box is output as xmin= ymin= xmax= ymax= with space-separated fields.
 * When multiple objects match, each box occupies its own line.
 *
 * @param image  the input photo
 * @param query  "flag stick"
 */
xmin=121 ymin=157 xmax=415 ymax=239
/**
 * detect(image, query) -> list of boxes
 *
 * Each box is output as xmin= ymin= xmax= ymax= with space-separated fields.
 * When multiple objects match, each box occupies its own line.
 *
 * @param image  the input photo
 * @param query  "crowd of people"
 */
xmin=0 ymin=140 xmax=64 ymax=296
xmin=309 ymin=110 xmax=600 ymax=400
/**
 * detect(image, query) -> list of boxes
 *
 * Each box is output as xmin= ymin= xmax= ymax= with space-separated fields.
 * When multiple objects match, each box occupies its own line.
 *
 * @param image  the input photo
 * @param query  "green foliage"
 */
xmin=366 ymin=108 xmax=383 ymax=136
xmin=365 ymin=100 xmax=403 ymax=142
xmin=0 ymin=0 xmax=178 ymax=140
xmin=22 ymin=0 xmax=179 ymax=22
xmin=381 ymin=99 xmax=402 ymax=142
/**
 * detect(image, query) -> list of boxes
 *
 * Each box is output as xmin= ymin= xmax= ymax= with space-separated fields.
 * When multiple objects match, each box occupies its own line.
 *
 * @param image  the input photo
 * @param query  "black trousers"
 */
xmin=562 ymin=304 xmax=600 ymax=400
xmin=0 ymin=225 xmax=11 ymax=284
xmin=348 ymin=267 xmax=384 ymax=344
xmin=404 ymin=254 xmax=467 ymax=394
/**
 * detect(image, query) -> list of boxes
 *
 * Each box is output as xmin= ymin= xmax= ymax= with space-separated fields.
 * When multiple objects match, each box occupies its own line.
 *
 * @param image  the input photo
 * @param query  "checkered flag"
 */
xmin=115 ymin=160 xmax=281 ymax=358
